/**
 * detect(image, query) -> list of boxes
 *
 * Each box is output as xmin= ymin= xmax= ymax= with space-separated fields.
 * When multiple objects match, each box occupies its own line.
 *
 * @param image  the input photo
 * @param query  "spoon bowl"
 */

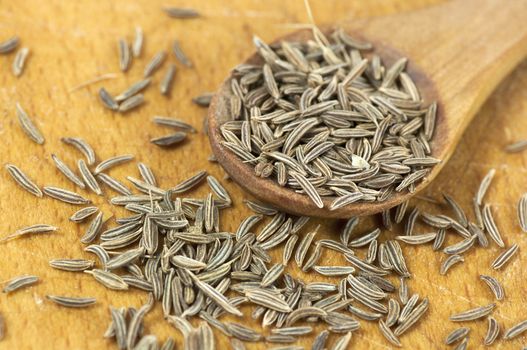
xmin=208 ymin=0 xmax=527 ymax=218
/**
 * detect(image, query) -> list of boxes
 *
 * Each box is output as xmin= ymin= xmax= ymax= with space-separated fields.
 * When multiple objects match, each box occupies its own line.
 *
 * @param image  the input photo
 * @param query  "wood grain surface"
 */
xmin=0 ymin=0 xmax=525 ymax=349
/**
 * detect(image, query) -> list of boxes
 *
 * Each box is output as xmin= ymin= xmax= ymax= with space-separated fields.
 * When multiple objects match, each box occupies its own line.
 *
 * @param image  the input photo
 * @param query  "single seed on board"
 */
xmin=503 ymin=319 xmax=527 ymax=340
xmin=115 ymin=78 xmax=151 ymax=102
xmin=192 ymin=93 xmax=213 ymax=107
xmin=144 ymin=51 xmax=166 ymax=77
xmin=84 ymin=269 xmax=129 ymax=290
xmin=132 ymin=26 xmax=143 ymax=57
xmin=450 ymin=303 xmax=495 ymax=322
xmin=80 ymin=211 xmax=104 ymax=244
xmin=118 ymin=94 xmax=145 ymax=113
xmin=154 ymin=117 xmax=196 ymax=132
xmin=70 ymin=206 xmax=98 ymax=222
xmin=504 ymin=139 xmax=527 ymax=153
xmin=97 ymin=173 xmax=133 ymax=195
xmin=61 ymin=137 xmax=96 ymax=165
xmin=445 ymin=327 xmax=469 ymax=345
xmin=15 ymin=102 xmax=45 ymax=144
xmin=443 ymin=193 xmax=468 ymax=227
xmin=396 ymin=232 xmax=436 ymax=245
xmin=99 ymin=88 xmax=119 ymax=111
xmin=394 ymin=297 xmax=429 ymax=336
xmin=12 ymin=47 xmax=29 ymax=77
xmin=78 ymin=159 xmax=102 ymax=195
xmin=43 ymin=186 xmax=91 ymax=205
xmin=484 ymin=316 xmax=500 ymax=345
xmin=0 ymin=224 xmax=57 ymax=243
xmin=151 ymin=132 xmax=187 ymax=147
xmin=378 ymin=319 xmax=401 ymax=347
xmin=453 ymin=338 xmax=468 ymax=350
xmin=518 ymin=193 xmax=527 ymax=232
xmin=160 ymin=64 xmax=176 ymax=95
xmin=51 ymin=154 xmax=86 ymax=189
xmin=94 ymin=154 xmax=134 ymax=174
xmin=482 ymin=204 xmax=505 ymax=247
xmin=69 ymin=73 xmax=118 ymax=93
xmin=46 ymin=295 xmax=96 ymax=308
xmin=0 ymin=312 xmax=4 ymax=341
xmin=476 ymin=169 xmax=496 ymax=205
xmin=163 ymin=7 xmax=200 ymax=18
xmin=118 ymin=38 xmax=131 ymax=72
xmin=2 ymin=275 xmax=39 ymax=293
xmin=49 ymin=259 xmax=94 ymax=272
xmin=173 ymin=40 xmax=192 ymax=67
xmin=0 ymin=36 xmax=19 ymax=54
xmin=479 ymin=275 xmax=504 ymax=300
xmin=491 ymin=244 xmax=519 ymax=270
xmin=5 ymin=164 xmax=42 ymax=197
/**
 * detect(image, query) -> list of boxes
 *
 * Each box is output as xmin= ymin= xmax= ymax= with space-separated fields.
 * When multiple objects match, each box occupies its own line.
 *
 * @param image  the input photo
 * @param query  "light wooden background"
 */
xmin=0 ymin=0 xmax=525 ymax=349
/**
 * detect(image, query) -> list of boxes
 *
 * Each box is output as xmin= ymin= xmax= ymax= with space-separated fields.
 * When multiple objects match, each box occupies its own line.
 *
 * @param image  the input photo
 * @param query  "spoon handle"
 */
xmin=343 ymin=0 xmax=527 ymax=163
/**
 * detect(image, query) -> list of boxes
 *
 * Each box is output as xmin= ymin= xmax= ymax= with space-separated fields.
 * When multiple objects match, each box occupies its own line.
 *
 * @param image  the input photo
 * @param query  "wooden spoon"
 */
xmin=208 ymin=0 xmax=527 ymax=218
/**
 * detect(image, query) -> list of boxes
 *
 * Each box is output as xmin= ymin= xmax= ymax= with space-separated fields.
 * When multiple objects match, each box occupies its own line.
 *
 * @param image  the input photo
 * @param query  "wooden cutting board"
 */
xmin=1 ymin=0 xmax=525 ymax=349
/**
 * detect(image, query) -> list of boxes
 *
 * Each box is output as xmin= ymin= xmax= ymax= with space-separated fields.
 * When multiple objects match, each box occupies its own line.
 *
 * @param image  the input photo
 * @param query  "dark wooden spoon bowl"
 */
xmin=208 ymin=0 xmax=527 ymax=218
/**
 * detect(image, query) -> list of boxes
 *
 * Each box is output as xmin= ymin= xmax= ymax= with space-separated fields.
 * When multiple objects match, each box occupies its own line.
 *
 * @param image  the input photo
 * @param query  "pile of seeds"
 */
xmin=4 ymin=119 xmax=526 ymax=348
xmin=219 ymin=29 xmax=439 ymax=209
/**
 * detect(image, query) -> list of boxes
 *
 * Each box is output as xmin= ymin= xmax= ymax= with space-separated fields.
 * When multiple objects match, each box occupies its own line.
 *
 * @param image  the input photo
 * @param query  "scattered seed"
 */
xmin=450 ymin=303 xmax=495 ymax=322
xmin=484 ymin=316 xmax=500 ymax=345
xmin=12 ymin=47 xmax=29 ymax=76
xmin=503 ymin=319 xmax=527 ymax=340
xmin=51 ymin=154 xmax=86 ymax=188
xmin=491 ymin=244 xmax=519 ymax=270
xmin=15 ymin=102 xmax=45 ymax=144
xmin=43 ymin=186 xmax=91 ymax=205
xmin=118 ymin=39 xmax=131 ymax=72
xmin=61 ymin=137 xmax=96 ymax=165
xmin=46 ymin=295 xmax=96 ymax=308
xmin=445 ymin=327 xmax=469 ymax=345
xmin=0 ymin=36 xmax=19 ymax=54
xmin=173 ymin=40 xmax=192 ymax=67
xmin=163 ymin=7 xmax=200 ymax=18
xmin=2 ymin=275 xmax=39 ymax=293
xmin=479 ymin=275 xmax=504 ymax=300
xmin=5 ymin=164 xmax=42 ymax=197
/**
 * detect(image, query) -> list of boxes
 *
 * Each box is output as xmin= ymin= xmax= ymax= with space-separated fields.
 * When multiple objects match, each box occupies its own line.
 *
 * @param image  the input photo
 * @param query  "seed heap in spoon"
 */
xmin=219 ymin=28 xmax=439 ymax=210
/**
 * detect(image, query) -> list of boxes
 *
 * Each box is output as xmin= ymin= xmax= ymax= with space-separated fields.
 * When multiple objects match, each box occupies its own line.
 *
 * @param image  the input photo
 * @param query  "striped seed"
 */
xmin=51 ymin=154 xmax=86 ymax=188
xmin=160 ymin=64 xmax=176 ymax=96
xmin=49 ymin=259 xmax=94 ymax=272
xmin=94 ymin=154 xmax=134 ymax=174
xmin=15 ymin=102 xmax=45 ymax=144
xmin=0 ymin=224 xmax=57 ymax=243
xmin=479 ymin=275 xmax=504 ymax=300
xmin=450 ymin=303 xmax=495 ymax=322
xmin=46 ymin=295 xmax=96 ymax=308
xmin=0 ymin=36 xmax=19 ymax=53
xmin=445 ymin=327 xmax=469 ymax=345
xmin=61 ymin=137 xmax=96 ymax=165
xmin=5 ymin=164 xmax=42 ymax=197
xmin=491 ymin=244 xmax=519 ymax=270
xmin=118 ymin=39 xmax=130 ymax=72
xmin=503 ymin=320 xmax=527 ymax=340
xmin=43 ymin=186 xmax=91 ymax=205
xmin=172 ymin=40 xmax=192 ymax=67
xmin=78 ymin=159 xmax=102 ymax=195
xmin=484 ymin=316 xmax=500 ymax=345
xmin=2 ymin=275 xmax=39 ymax=293
xmin=12 ymin=47 xmax=29 ymax=76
